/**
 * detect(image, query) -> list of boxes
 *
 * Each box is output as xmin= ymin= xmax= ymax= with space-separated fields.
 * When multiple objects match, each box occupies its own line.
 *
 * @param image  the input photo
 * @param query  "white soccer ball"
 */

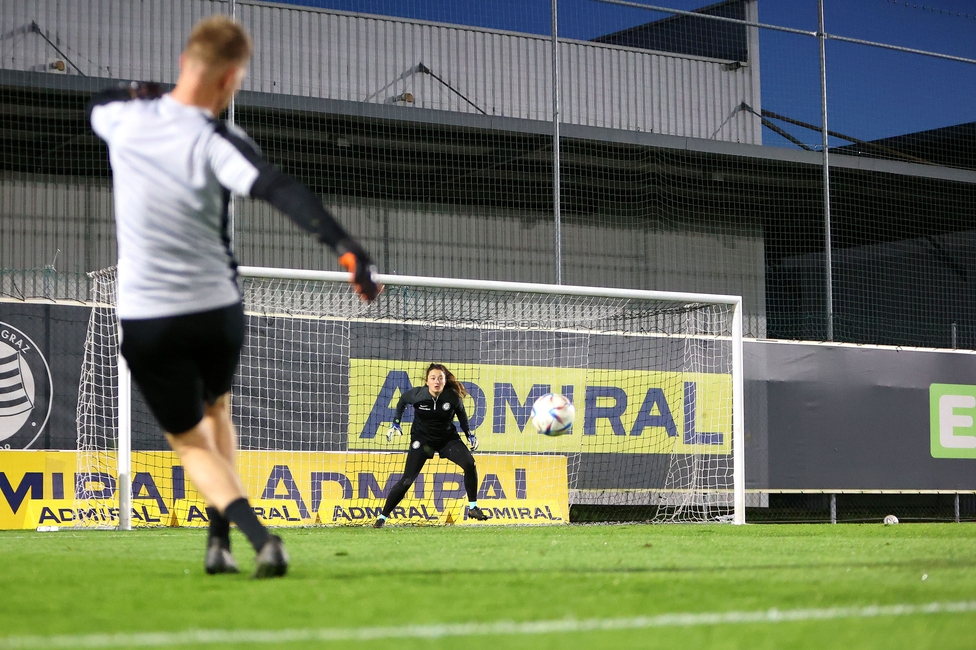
xmin=531 ymin=393 xmax=575 ymax=436
xmin=883 ymin=514 xmax=899 ymax=525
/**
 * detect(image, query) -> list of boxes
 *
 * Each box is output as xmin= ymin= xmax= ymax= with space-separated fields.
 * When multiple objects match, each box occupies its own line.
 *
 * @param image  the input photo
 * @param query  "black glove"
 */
xmin=337 ymin=239 xmax=381 ymax=302
xmin=466 ymin=433 xmax=479 ymax=452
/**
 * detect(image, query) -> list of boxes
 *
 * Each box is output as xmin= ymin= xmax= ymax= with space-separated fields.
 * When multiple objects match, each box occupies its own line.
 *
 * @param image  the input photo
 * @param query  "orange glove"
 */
xmin=339 ymin=249 xmax=381 ymax=302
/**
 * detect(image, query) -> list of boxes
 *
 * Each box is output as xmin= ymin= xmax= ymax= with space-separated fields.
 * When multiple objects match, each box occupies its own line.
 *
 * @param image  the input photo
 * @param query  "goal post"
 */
xmin=116 ymin=352 xmax=132 ymax=532
xmin=75 ymin=266 xmax=745 ymax=527
xmin=732 ymin=302 xmax=745 ymax=525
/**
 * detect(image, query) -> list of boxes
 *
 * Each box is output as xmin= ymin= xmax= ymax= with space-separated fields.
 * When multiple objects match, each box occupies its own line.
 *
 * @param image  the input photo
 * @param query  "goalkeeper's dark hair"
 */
xmin=426 ymin=363 xmax=467 ymax=398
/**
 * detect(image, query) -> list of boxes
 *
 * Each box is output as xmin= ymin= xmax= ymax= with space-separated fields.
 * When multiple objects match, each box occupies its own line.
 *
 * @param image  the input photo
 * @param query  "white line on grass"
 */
xmin=2 ymin=601 xmax=975 ymax=648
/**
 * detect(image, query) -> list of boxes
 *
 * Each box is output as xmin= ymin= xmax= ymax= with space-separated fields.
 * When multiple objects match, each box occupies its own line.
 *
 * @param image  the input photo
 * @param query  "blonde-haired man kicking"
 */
xmin=89 ymin=15 xmax=380 ymax=578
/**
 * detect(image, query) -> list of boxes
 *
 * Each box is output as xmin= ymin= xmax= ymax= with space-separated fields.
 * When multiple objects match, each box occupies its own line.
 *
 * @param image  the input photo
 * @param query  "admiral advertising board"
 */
xmin=349 ymin=359 xmax=732 ymax=455
xmin=0 ymin=450 xmax=568 ymax=529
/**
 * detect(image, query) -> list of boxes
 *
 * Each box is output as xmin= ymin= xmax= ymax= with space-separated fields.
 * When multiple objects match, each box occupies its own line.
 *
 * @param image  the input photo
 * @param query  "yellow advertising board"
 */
xmin=349 ymin=359 xmax=731 ymax=455
xmin=0 ymin=451 xmax=567 ymax=530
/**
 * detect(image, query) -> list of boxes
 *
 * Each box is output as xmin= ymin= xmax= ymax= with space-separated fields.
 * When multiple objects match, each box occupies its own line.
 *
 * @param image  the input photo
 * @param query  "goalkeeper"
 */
xmin=374 ymin=363 xmax=489 ymax=527
xmin=88 ymin=15 xmax=380 ymax=578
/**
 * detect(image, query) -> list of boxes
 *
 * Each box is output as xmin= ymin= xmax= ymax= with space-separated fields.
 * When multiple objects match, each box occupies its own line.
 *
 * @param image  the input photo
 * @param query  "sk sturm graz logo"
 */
xmin=0 ymin=322 xmax=53 ymax=449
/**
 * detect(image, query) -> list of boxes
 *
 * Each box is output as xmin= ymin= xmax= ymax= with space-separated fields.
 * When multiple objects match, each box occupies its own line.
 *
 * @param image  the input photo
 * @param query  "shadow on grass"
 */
xmin=322 ymin=557 xmax=976 ymax=580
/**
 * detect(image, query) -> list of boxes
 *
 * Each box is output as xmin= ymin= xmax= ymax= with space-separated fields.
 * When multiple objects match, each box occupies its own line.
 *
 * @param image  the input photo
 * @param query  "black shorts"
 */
xmin=120 ymin=302 xmax=244 ymax=434
xmin=402 ymin=438 xmax=475 ymax=480
xmin=413 ymin=433 xmax=463 ymax=459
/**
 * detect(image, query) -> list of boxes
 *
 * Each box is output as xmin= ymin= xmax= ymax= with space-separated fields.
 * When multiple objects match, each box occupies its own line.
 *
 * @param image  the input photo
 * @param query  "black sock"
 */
xmin=463 ymin=467 xmax=479 ymax=503
xmin=223 ymin=498 xmax=270 ymax=552
xmin=382 ymin=481 xmax=410 ymax=517
xmin=206 ymin=506 xmax=230 ymax=549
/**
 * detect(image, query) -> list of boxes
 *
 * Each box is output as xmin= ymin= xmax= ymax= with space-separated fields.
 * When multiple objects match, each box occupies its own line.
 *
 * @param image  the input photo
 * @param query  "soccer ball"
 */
xmin=883 ymin=514 xmax=899 ymax=525
xmin=530 ymin=393 xmax=575 ymax=436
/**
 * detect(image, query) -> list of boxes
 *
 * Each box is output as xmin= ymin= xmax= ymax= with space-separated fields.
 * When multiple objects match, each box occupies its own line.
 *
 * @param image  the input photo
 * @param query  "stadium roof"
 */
xmin=833 ymin=122 xmax=976 ymax=172
xmin=591 ymin=0 xmax=751 ymax=63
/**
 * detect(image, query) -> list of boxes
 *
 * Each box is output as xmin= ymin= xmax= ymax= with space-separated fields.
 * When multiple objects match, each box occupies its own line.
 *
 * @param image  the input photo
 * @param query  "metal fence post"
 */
xmin=818 ymin=0 xmax=833 ymax=341
xmin=551 ymin=0 xmax=562 ymax=285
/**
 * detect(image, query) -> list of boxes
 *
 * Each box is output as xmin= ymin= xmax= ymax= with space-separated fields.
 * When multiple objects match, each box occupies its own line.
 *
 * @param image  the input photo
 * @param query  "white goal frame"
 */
xmin=108 ymin=267 xmax=745 ymax=527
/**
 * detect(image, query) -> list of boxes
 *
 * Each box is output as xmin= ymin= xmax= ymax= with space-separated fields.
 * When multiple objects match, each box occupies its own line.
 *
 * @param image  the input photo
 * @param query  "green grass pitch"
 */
xmin=1 ymin=523 xmax=975 ymax=649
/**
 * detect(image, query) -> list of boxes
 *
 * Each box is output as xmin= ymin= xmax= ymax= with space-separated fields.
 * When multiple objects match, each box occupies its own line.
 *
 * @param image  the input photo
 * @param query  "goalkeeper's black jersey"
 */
xmin=393 ymin=386 xmax=470 ymax=446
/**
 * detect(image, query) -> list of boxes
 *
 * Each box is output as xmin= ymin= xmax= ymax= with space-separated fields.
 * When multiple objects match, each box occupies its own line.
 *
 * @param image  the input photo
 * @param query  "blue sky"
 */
xmin=269 ymin=0 xmax=976 ymax=146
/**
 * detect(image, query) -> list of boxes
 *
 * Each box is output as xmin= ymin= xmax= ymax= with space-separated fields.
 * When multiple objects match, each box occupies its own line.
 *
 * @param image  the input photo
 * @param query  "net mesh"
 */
xmin=74 ymin=268 xmax=739 ymax=526
xmin=73 ymin=268 xmax=120 ymax=527
xmin=74 ymin=268 xmax=169 ymax=528
xmin=4 ymin=0 xmax=974 ymax=350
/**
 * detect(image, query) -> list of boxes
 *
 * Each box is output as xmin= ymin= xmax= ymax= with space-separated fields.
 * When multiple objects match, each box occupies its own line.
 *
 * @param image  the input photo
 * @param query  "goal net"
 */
xmin=75 ymin=266 xmax=743 ymax=528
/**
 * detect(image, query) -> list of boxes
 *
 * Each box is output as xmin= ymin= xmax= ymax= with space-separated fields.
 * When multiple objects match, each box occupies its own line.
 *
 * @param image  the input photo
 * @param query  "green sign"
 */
xmin=930 ymin=383 xmax=976 ymax=458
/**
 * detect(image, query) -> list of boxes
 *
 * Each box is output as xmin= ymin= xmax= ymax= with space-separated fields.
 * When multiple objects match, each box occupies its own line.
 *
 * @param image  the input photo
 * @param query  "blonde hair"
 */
xmin=184 ymin=15 xmax=252 ymax=68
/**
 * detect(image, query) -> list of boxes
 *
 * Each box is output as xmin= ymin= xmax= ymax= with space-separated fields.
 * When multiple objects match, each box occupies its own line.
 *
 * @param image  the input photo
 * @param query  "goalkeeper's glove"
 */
xmin=466 ymin=432 xmax=479 ymax=452
xmin=386 ymin=422 xmax=403 ymax=442
xmin=337 ymin=239 xmax=381 ymax=302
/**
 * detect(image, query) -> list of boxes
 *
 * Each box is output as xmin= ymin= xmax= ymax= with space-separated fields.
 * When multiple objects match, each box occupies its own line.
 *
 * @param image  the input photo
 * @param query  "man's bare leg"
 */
xmin=165 ymin=402 xmax=244 ymax=512
xmin=164 ymin=393 xmax=241 ymax=572
xmin=198 ymin=394 xmax=238 ymax=569
xmin=165 ymin=393 xmax=288 ymax=578
xmin=208 ymin=392 xmax=238 ymax=469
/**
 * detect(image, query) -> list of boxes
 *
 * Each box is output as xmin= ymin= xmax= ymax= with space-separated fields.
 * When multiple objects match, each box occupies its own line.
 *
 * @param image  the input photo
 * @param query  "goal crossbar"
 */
xmin=238 ymin=266 xmax=744 ymax=307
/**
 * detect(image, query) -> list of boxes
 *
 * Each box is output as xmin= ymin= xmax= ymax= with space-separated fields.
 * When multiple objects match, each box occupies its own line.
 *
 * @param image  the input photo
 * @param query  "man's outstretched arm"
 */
xmin=210 ymin=123 xmax=381 ymax=300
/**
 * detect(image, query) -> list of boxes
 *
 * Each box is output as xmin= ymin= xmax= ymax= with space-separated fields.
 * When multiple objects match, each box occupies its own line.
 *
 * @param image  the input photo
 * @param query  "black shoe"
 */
xmin=205 ymin=538 xmax=239 ymax=575
xmin=467 ymin=506 xmax=489 ymax=521
xmin=373 ymin=517 xmax=386 ymax=529
xmin=253 ymin=535 xmax=288 ymax=579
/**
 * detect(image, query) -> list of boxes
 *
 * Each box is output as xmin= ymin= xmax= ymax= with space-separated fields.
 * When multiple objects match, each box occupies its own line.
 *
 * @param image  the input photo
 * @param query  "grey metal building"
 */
xmin=1 ymin=0 xmax=762 ymax=139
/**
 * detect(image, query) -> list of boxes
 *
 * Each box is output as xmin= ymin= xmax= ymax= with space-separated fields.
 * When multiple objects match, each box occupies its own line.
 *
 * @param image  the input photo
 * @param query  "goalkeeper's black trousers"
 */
xmin=381 ymin=439 xmax=477 ymax=517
